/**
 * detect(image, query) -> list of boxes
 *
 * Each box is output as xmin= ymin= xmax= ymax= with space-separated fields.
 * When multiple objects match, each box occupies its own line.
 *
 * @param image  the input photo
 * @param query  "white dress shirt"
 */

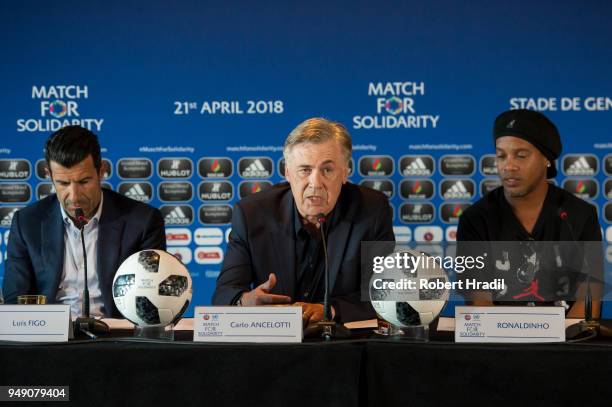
xmin=55 ymin=195 xmax=104 ymax=317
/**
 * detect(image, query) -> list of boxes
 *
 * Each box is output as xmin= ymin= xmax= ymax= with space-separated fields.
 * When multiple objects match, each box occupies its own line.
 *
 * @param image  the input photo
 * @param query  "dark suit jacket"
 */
xmin=3 ymin=188 xmax=166 ymax=317
xmin=212 ymin=182 xmax=395 ymax=322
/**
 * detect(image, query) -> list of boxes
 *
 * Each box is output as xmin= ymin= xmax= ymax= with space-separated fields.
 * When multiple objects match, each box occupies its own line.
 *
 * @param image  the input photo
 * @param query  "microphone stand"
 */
xmin=303 ymin=214 xmax=350 ymax=341
xmin=73 ymin=209 xmax=109 ymax=339
xmin=560 ymin=210 xmax=610 ymax=341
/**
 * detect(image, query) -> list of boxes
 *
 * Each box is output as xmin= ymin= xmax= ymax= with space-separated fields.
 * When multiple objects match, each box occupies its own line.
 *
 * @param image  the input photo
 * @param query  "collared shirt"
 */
xmin=293 ymin=204 xmax=339 ymax=303
xmin=55 ymin=195 xmax=104 ymax=317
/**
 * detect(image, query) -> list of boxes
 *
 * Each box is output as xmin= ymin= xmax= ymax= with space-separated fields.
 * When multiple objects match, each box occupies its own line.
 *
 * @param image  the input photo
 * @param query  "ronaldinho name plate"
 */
xmin=193 ymin=306 xmax=302 ymax=343
xmin=0 ymin=305 xmax=71 ymax=342
xmin=455 ymin=306 xmax=565 ymax=343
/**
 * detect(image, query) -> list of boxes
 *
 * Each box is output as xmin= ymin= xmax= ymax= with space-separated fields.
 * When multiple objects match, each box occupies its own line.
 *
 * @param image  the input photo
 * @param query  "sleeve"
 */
xmin=138 ymin=207 xmax=166 ymax=251
xmin=2 ymin=210 xmax=36 ymax=303
xmin=211 ymin=202 xmax=254 ymax=305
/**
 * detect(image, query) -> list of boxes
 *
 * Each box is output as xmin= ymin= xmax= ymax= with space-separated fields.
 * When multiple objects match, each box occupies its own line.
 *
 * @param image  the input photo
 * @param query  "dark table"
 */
xmin=1 ymin=329 xmax=612 ymax=407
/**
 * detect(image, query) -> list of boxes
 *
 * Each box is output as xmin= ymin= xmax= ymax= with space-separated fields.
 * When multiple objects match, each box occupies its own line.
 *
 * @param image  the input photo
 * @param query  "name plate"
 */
xmin=0 ymin=305 xmax=71 ymax=342
xmin=193 ymin=306 xmax=302 ymax=343
xmin=455 ymin=306 xmax=565 ymax=343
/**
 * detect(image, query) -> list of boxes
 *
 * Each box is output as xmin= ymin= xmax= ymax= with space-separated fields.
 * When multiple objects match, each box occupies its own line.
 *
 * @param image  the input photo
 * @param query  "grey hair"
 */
xmin=283 ymin=117 xmax=352 ymax=165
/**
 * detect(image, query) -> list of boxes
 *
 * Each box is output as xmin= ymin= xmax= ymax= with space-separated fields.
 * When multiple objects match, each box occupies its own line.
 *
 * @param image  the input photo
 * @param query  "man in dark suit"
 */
xmin=2 ymin=126 xmax=165 ymax=317
xmin=213 ymin=118 xmax=394 ymax=323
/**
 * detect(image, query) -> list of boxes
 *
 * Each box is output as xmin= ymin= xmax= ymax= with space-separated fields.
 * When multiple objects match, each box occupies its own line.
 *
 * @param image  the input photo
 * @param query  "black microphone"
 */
xmin=72 ymin=207 xmax=109 ymax=338
xmin=557 ymin=208 xmax=593 ymax=321
xmin=303 ymin=213 xmax=350 ymax=340
xmin=74 ymin=208 xmax=90 ymax=318
xmin=317 ymin=213 xmax=331 ymax=322
xmin=559 ymin=208 xmax=603 ymax=341
xmin=74 ymin=208 xmax=88 ymax=230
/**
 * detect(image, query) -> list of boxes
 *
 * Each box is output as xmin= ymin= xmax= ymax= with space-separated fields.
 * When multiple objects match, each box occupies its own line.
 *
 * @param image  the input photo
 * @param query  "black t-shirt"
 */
xmin=456 ymin=184 xmax=602 ymax=304
xmin=457 ymin=184 xmax=601 ymax=242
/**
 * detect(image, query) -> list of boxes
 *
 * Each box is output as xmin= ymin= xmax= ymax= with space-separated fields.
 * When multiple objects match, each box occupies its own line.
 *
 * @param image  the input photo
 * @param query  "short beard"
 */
xmin=504 ymin=176 xmax=545 ymax=199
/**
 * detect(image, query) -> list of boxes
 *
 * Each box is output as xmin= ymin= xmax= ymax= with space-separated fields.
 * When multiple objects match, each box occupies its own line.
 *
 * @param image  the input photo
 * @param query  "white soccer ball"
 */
xmin=370 ymin=248 xmax=448 ymax=327
xmin=112 ymin=250 xmax=192 ymax=327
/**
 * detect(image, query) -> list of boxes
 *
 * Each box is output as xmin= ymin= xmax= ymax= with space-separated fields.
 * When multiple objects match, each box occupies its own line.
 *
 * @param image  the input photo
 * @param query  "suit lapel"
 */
xmin=97 ymin=191 xmax=125 ymax=313
xmin=326 ymin=218 xmax=352 ymax=292
xmin=269 ymin=190 xmax=296 ymax=299
xmin=41 ymin=201 xmax=64 ymax=300
xmin=326 ymin=185 xmax=357 ymax=292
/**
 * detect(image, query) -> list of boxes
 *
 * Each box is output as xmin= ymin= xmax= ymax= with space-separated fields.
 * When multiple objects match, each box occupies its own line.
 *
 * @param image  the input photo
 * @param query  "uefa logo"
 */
xmin=0 ymin=183 xmax=31 ymax=203
xmin=440 ymin=203 xmax=471 ymax=224
xmin=562 ymin=154 xmax=599 ymax=176
xmin=160 ymin=205 xmax=194 ymax=226
xmin=117 ymin=158 xmax=153 ymax=179
xmin=440 ymin=179 xmax=475 ymax=200
xmin=480 ymin=155 xmax=498 ymax=176
xmin=158 ymin=158 xmax=193 ymax=179
xmin=399 ymin=155 xmax=435 ymax=177
xmin=35 ymin=159 xmax=49 ymax=180
xmin=480 ymin=179 xmax=502 ymax=197
xmin=36 ymin=183 xmax=56 ymax=200
xmin=562 ymin=179 xmax=598 ymax=200
xmin=165 ymin=228 xmax=192 ymax=246
xmin=445 ymin=226 xmax=458 ymax=242
xmin=118 ymin=182 xmax=153 ymax=203
xmin=199 ymin=181 xmax=233 ymax=201
xmin=199 ymin=204 xmax=233 ymax=224
xmin=414 ymin=226 xmax=443 ymax=243
xmin=239 ymin=181 xmax=273 ymax=198
xmin=439 ymin=155 xmax=475 ymax=177
xmin=167 ymin=247 xmax=192 ymax=265
xmin=0 ymin=159 xmax=31 ymax=180
xmin=158 ymin=182 xmax=193 ymax=202
xmin=0 ymin=206 xmax=23 ymax=228
xmin=399 ymin=179 xmax=434 ymax=200
xmin=399 ymin=203 xmax=435 ymax=224
xmin=358 ymin=156 xmax=394 ymax=177
xmin=359 ymin=180 xmax=394 ymax=199
xmin=238 ymin=157 xmax=273 ymax=179
xmin=198 ymin=157 xmax=233 ymax=179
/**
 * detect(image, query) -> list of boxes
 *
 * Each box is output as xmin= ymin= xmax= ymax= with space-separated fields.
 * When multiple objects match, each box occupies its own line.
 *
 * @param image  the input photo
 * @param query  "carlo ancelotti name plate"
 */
xmin=193 ymin=306 xmax=302 ymax=343
xmin=455 ymin=306 xmax=565 ymax=343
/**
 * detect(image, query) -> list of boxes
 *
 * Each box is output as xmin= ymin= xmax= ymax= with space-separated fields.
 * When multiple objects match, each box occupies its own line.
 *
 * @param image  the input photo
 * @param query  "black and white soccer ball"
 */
xmin=112 ymin=250 xmax=192 ymax=327
xmin=370 ymin=248 xmax=448 ymax=327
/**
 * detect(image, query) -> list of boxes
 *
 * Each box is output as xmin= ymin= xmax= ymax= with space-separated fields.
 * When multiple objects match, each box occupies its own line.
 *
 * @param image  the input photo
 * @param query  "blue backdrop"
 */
xmin=1 ymin=0 xmax=611 ymax=317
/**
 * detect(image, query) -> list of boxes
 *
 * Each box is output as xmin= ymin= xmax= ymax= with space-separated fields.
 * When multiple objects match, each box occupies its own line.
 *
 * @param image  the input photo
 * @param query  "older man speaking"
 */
xmin=213 ymin=118 xmax=394 ymax=323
